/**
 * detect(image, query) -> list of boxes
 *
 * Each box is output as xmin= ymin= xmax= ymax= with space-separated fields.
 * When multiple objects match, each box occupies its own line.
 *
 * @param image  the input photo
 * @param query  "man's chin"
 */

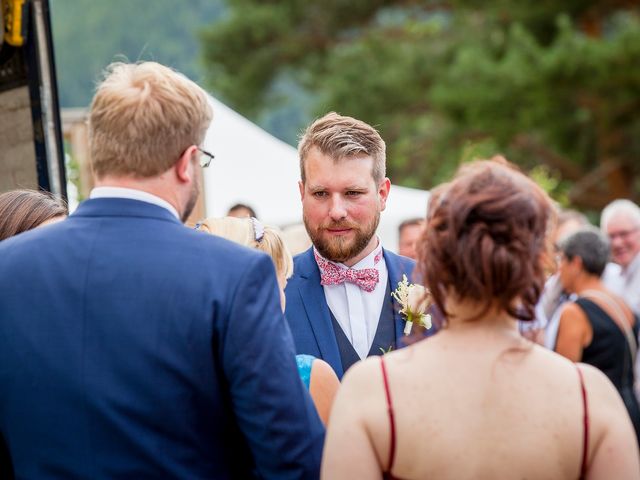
xmin=614 ymin=254 xmax=631 ymax=268
xmin=318 ymin=241 xmax=359 ymax=263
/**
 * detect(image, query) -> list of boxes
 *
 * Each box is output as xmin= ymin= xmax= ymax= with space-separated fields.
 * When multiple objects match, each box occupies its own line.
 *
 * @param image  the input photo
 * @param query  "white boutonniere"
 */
xmin=391 ymin=275 xmax=432 ymax=335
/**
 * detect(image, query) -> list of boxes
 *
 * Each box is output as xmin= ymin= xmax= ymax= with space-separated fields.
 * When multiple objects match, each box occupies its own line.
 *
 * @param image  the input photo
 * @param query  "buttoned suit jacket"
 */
xmin=0 ymin=198 xmax=323 ymax=479
xmin=284 ymin=247 xmax=415 ymax=379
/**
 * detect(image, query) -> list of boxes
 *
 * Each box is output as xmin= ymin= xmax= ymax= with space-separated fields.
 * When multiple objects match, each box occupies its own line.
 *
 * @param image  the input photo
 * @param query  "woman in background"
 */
xmin=555 ymin=227 xmax=640 ymax=443
xmin=197 ymin=216 xmax=340 ymax=424
xmin=0 ymin=189 xmax=67 ymax=241
xmin=322 ymin=159 xmax=638 ymax=479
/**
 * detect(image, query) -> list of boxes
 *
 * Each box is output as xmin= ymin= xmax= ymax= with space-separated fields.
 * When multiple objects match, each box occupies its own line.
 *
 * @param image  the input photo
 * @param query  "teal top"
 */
xmin=296 ymin=354 xmax=315 ymax=390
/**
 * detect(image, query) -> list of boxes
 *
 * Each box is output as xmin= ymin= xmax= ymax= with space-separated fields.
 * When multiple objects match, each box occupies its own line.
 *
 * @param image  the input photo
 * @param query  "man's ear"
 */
xmin=379 ymin=178 xmax=391 ymax=211
xmin=175 ymin=146 xmax=197 ymax=183
xmin=298 ymin=180 xmax=305 ymax=201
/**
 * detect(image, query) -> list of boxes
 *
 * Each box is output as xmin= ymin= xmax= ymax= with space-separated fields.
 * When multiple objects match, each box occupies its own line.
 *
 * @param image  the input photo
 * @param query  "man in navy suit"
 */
xmin=284 ymin=112 xmax=418 ymax=380
xmin=0 ymin=62 xmax=323 ymax=479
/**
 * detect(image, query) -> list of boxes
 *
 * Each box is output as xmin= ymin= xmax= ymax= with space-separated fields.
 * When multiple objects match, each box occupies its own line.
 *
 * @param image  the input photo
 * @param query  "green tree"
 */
xmin=201 ymin=1 xmax=640 ymax=208
xmin=51 ymin=0 xmax=224 ymax=107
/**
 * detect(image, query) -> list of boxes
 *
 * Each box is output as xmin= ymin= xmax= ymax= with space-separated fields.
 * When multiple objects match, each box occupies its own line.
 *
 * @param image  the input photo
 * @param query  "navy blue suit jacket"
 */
xmin=0 ymin=198 xmax=323 ymax=479
xmin=284 ymin=247 xmax=415 ymax=379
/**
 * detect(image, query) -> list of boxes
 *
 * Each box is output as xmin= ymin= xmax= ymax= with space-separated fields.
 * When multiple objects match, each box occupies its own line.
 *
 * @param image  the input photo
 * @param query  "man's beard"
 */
xmin=181 ymin=178 xmax=200 ymax=223
xmin=304 ymin=212 xmax=380 ymax=263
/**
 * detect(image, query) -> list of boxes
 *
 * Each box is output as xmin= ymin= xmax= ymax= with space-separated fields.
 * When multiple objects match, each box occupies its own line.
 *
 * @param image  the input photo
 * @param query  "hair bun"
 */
xmin=419 ymin=159 xmax=552 ymax=322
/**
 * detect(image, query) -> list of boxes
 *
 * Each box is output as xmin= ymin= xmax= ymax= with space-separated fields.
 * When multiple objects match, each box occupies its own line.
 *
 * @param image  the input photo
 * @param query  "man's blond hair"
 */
xmin=89 ymin=62 xmax=212 ymax=178
xmin=298 ymin=112 xmax=386 ymax=184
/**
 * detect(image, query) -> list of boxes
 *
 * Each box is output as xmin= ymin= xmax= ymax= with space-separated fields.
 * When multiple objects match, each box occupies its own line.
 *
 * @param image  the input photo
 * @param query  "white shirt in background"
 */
xmin=90 ymin=187 xmax=179 ymax=220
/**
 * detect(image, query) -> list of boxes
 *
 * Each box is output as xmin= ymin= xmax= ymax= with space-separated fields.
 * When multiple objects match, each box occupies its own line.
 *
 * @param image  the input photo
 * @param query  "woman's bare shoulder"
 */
xmin=310 ymin=358 xmax=340 ymax=388
xmin=577 ymin=362 xmax=627 ymax=406
xmin=341 ymin=355 xmax=385 ymax=388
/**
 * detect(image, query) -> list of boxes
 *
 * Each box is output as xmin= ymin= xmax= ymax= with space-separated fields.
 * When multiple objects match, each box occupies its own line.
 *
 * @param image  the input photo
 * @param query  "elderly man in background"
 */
xmin=0 ymin=62 xmax=323 ymax=479
xmin=601 ymin=199 xmax=640 ymax=316
xmin=601 ymin=199 xmax=640 ymax=400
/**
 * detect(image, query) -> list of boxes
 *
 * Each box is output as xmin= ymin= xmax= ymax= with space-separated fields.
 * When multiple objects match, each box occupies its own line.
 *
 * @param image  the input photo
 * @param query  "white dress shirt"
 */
xmin=319 ymin=240 xmax=387 ymax=360
xmin=619 ymin=253 xmax=640 ymax=316
xmin=90 ymin=187 xmax=179 ymax=220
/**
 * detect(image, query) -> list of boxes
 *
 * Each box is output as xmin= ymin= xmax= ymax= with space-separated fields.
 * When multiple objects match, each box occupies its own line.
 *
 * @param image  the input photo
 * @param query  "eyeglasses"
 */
xmin=608 ymin=227 xmax=639 ymax=241
xmin=196 ymin=147 xmax=215 ymax=168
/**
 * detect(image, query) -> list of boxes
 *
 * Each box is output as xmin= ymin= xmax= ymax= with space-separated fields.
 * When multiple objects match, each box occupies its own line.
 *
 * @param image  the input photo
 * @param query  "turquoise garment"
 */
xmin=296 ymin=354 xmax=315 ymax=390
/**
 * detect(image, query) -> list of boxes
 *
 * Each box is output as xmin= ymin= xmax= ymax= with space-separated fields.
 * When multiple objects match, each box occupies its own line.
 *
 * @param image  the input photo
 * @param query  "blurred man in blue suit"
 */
xmin=0 ymin=62 xmax=323 ymax=479
xmin=284 ymin=113 xmax=417 ymax=380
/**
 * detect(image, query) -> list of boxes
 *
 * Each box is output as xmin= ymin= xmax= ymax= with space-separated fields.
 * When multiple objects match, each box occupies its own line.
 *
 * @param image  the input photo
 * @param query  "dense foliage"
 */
xmin=201 ymin=1 xmax=640 ymax=207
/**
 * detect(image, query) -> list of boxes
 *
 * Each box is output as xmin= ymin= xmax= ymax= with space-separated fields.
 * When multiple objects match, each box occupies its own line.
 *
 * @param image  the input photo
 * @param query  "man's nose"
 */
xmin=328 ymin=195 xmax=347 ymax=221
xmin=609 ymin=235 xmax=623 ymax=248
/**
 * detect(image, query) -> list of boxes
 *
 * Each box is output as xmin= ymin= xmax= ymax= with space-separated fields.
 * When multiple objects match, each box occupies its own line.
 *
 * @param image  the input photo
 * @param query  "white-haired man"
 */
xmin=601 ymin=199 xmax=640 ymax=400
xmin=601 ymin=199 xmax=640 ymax=316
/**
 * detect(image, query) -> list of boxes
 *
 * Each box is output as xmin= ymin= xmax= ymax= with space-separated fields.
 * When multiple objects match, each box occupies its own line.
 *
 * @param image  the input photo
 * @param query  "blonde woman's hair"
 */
xmin=298 ymin=112 xmax=386 ymax=184
xmin=89 ymin=61 xmax=212 ymax=179
xmin=198 ymin=216 xmax=293 ymax=280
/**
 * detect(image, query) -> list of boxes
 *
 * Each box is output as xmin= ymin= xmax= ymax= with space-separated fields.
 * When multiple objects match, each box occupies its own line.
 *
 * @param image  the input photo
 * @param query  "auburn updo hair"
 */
xmin=419 ymin=158 xmax=554 ymax=322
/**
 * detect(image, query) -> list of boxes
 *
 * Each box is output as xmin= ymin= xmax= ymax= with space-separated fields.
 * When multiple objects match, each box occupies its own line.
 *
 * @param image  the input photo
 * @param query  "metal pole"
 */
xmin=31 ymin=0 xmax=64 ymax=197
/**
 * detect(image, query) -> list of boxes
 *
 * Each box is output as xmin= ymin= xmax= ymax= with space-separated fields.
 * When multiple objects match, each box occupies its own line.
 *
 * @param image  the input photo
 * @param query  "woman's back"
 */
xmin=574 ymin=296 xmax=640 ymax=443
xmin=379 ymin=332 xmax=585 ymax=479
xmin=321 ymin=159 xmax=640 ymax=479
xmin=323 ymin=322 xmax=639 ymax=479
xmin=577 ymin=297 xmax=637 ymax=390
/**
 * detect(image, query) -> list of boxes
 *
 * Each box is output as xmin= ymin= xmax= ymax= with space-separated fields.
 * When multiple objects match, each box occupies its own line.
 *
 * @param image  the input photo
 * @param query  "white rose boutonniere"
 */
xmin=391 ymin=274 xmax=432 ymax=335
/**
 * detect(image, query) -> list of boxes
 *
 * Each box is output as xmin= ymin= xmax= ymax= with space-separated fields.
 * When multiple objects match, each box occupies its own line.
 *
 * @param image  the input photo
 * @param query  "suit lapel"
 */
xmin=296 ymin=250 xmax=344 ymax=378
xmin=384 ymin=249 xmax=412 ymax=341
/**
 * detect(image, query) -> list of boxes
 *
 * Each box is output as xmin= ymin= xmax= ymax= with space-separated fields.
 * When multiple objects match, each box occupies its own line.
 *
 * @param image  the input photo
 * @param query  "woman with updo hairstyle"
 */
xmin=0 ymin=189 xmax=67 ymax=241
xmin=322 ymin=159 xmax=639 ymax=479
xmin=197 ymin=216 xmax=339 ymax=424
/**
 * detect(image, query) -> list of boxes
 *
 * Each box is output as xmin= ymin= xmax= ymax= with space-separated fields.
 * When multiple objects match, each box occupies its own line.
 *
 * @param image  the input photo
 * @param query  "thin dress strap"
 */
xmin=577 ymin=365 xmax=589 ymax=479
xmin=380 ymin=356 xmax=397 ymax=477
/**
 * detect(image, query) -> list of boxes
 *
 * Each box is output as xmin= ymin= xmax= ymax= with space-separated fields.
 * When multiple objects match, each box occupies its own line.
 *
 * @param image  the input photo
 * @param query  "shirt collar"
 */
xmin=90 ymin=187 xmax=180 ymax=220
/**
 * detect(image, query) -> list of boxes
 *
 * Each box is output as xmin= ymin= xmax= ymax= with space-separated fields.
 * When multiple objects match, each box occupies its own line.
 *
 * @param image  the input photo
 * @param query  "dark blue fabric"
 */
xmin=284 ymin=247 xmax=415 ymax=379
xmin=0 ymin=198 xmax=323 ymax=479
xmin=576 ymin=297 xmax=640 ymax=444
xmin=330 ymin=279 xmax=396 ymax=375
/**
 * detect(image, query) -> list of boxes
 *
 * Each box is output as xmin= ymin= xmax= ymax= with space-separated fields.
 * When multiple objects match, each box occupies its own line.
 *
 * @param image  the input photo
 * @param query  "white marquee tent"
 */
xmin=201 ymin=96 xmax=431 ymax=252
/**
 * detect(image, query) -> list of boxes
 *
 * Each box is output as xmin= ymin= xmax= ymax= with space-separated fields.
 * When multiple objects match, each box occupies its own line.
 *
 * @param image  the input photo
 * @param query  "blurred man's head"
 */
xmin=554 ymin=209 xmax=589 ymax=246
xmin=297 ymin=112 xmax=390 ymax=266
xmin=397 ymin=218 xmax=424 ymax=260
xmin=600 ymin=199 xmax=640 ymax=268
xmin=227 ymin=203 xmax=257 ymax=219
xmin=89 ymin=62 xmax=212 ymax=222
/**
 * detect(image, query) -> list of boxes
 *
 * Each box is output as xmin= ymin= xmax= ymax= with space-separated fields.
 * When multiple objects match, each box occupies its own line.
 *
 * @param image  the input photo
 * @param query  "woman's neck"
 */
xmin=442 ymin=300 xmax=521 ymax=338
xmin=572 ymin=275 xmax=603 ymax=295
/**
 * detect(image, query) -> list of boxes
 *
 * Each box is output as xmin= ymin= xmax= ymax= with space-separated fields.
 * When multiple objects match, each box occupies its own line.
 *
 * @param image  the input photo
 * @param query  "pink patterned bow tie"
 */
xmin=314 ymin=250 xmax=381 ymax=292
